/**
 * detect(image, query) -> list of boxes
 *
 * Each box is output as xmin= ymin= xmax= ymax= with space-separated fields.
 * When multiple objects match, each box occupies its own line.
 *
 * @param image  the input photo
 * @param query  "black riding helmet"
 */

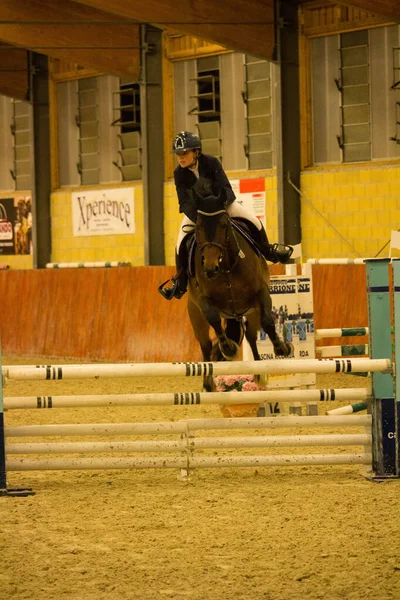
xmin=172 ymin=131 xmax=202 ymax=153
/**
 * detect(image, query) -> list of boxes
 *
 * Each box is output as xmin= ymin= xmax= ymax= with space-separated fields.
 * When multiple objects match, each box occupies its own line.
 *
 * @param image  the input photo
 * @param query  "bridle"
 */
xmin=197 ymin=208 xmax=245 ymax=274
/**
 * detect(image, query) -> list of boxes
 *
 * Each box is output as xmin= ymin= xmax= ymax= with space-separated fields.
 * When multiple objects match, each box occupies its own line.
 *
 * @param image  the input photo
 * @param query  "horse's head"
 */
xmin=194 ymin=190 xmax=231 ymax=280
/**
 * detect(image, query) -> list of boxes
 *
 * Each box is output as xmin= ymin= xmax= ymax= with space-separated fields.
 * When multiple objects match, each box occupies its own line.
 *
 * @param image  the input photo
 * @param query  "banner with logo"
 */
xmin=230 ymin=177 xmax=266 ymax=227
xmin=72 ymin=187 xmax=135 ymax=237
xmin=243 ymin=274 xmax=316 ymax=389
xmin=0 ymin=196 xmax=32 ymax=255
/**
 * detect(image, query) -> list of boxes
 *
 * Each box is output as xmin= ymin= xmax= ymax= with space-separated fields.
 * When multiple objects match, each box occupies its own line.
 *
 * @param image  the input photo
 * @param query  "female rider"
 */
xmin=159 ymin=131 xmax=293 ymax=300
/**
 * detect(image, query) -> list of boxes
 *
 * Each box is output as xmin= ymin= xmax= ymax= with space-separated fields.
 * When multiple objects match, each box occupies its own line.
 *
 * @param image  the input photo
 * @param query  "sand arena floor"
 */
xmin=1 ymin=356 xmax=400 ymax=600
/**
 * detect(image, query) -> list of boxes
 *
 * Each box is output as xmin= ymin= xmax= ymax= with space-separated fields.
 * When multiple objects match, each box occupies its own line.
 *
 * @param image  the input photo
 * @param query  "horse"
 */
xmin=187 ymin=187 xmax=294 ymax=392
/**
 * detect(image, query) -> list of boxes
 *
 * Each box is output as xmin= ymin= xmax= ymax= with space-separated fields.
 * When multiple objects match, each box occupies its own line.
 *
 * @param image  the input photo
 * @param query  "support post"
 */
xmin=0 ymin=343 xmax=34 ymax=496
xmin=392 ymin=259 xmax=400 ymax=475
xmin=366 ymin=259 xmax=397 ymax=478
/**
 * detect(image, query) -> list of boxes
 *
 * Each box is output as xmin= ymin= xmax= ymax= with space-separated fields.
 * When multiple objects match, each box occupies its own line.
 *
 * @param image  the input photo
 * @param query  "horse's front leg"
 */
xmin=259 ymin=289 xmax=293 ymax=358
xmin=198 ymin=297 xmax=239 ymax=360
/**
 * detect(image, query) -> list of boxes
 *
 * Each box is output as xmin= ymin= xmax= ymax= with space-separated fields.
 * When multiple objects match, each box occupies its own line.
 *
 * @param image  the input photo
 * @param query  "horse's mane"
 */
xmin=192 ymin=178 xmax=227 ymax=242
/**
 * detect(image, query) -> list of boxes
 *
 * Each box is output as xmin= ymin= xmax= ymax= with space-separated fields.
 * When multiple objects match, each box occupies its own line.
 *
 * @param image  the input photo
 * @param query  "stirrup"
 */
xmin=268 ymin=243 xmax=294 ymax=264
xmin=158 ymin=277 xmax=185 ymax=300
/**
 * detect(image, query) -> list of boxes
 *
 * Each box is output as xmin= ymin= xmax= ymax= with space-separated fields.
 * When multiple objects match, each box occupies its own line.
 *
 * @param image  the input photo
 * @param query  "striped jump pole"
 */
xmin=3 ymin=387 xmax=372 ymax=410
xmin=326 ymin=402 xmax=368 ymax=416
xmin=366 ymin=259 xmax=396 ymax=478
xmin=2 ymin=358 xmax=392 ymax=381
xmin=315 ymin=328 xmax=370 ymax=339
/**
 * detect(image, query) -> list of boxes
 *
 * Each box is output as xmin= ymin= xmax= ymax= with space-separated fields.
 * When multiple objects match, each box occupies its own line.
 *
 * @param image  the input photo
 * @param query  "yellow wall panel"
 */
xmin=301 ymin=165 xmax=399 ymax=261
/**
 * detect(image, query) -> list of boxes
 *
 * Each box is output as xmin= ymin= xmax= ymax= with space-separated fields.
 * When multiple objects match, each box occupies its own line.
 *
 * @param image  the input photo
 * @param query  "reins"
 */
xmin=197 ymin=208 xmax=245 ymax=275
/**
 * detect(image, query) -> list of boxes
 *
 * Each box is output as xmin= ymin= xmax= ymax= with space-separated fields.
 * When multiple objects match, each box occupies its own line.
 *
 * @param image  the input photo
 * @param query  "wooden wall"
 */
xmin=0 ymin=265 xmax=369 ymax=362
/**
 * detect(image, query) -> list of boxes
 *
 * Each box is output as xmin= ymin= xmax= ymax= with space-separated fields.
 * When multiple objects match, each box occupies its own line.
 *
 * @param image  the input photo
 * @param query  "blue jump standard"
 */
xmin=366 ymin=259 xmax=398 ymax=479
xmin=0 ymin=345 xmax=34 ymax=496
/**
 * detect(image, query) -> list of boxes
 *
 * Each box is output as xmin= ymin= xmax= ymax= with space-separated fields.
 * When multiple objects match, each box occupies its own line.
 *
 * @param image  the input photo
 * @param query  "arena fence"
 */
xmin=0 ymin=258 xmax=399 ymax=496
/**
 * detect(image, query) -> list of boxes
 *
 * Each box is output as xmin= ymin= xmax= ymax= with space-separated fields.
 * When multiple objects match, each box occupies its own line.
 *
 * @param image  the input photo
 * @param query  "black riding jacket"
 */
xmin=174 ymin=153 xmax=236 ymax=222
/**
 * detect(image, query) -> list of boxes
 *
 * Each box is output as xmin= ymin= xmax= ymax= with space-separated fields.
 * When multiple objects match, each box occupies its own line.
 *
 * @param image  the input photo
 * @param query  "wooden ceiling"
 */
xmin=0 ymin=0 xmax=399 ymax=100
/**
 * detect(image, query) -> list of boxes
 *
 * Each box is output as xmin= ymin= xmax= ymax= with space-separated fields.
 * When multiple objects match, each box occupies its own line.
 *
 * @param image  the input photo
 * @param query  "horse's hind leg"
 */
xmin=259 ymin=289 xmax=293 ymax=358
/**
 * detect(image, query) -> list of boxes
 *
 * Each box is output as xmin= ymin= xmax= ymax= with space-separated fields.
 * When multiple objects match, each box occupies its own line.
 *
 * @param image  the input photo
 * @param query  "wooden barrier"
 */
xmin=0 ymin=264 xmax=369 ymax=362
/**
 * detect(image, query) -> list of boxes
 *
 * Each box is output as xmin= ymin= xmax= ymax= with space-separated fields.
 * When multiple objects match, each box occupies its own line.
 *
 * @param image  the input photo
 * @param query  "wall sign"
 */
xmin=72 ymin=187 xmax=135 ymax=237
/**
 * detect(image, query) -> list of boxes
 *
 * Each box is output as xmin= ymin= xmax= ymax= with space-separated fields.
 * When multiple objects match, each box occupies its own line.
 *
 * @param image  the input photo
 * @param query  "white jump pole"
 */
xmin=306 ymin=258 xmax=377 ymax=265
xmin=6 ymin=433 xmax=372 ymax=455
xmin=5 ymin=415 xmax=372 ymax=439
xmin=3 ymin=387 xmax=372 ymax=410
xmin=5 ymin=421 xmax=189 ymax=438
xmin=7 ymin=456 xmax=189 ymax=471
xmin=184 ymin=415 xmax=372 ymax=431
xmin=3 ymin=358 xmax=391 ymax=380
xmin=7 ymin=452 xmax=372 ymax=472
xmin=6 ymin=440 xmax=187 ymax=454
xmin=189 ymin=454 xmax=372 ymax=468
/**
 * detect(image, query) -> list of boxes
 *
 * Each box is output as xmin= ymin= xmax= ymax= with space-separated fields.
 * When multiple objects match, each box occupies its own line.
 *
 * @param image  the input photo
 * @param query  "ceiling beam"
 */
xmin=0 ymin=0 xmax=140 ymax=79
xmin=336 ymin=1 xmax=400 ymax=22
xmin=73 ymin=0 xmax=276 ymax=60
xmin=0 ymin=44 xmax=28 ymax=100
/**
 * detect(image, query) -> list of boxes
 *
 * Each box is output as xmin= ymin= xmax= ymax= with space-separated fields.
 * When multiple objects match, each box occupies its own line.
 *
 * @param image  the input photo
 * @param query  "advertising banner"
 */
xmin=72 ymin=187 xmax=135 ymax=237
xmin=230 ymin=177 xmax=266 ymax=227
xmin=243 ymin=274 xmax=316 ymax=393
xmin=0 ymin=196 xmax=32 ymax=255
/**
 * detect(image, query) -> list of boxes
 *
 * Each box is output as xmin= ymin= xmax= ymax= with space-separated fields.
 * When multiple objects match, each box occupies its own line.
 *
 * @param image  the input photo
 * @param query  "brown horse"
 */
xmin=187 ymin=190 xmax=293 ymax=392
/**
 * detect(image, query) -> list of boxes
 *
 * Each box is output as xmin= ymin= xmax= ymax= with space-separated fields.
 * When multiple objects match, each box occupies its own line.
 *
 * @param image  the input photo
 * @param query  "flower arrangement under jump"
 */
xmin=214 ymin=374 xmax=267 ymax=418
xmin=214 ymin=374 xmax=264 ymax=393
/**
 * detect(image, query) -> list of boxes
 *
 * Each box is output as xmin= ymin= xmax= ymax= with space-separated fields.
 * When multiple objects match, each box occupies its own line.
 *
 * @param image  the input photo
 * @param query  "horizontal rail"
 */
xmin=5 ymin=415 xmax=372 ymax=438
xmin=6 ymin=434 xmax=372 ymax=455
xmin=3 ymin=387 xmax=372 ymax=410
xmin=315 ymin=328 xmax=370 ymax=339
xmin=3 ymin=358 xmax=392 ymax=380
xmin=7 ymin=452 xmax=372 ymax=471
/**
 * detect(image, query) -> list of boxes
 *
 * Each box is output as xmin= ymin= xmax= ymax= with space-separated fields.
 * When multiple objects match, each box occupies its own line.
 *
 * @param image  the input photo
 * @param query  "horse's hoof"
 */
xmin=219 ymin=340 xmax=240 ymax=361
xmin=274 ymin=341 xmax=294 ymax=359
xmin=285 ymin=342 xmax=295 ymax=358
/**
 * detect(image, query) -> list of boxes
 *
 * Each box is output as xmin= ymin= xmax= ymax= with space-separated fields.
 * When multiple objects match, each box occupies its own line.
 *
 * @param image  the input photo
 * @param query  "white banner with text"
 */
xmin=72 ymin=188 xmax=135 ymax=237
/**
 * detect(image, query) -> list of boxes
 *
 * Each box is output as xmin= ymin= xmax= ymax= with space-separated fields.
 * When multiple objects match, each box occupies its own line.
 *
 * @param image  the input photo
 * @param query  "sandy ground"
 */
xmin=1 ymin=356 xmax=399 ymax=600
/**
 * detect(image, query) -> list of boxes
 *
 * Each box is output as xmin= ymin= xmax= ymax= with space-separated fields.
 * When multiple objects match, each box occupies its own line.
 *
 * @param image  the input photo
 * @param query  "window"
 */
xmin=112 ymin=80 xmax=142 ymax=181
xmin=311 ymin=24 xmax=400 ymax=164
xmin=390 ymin=47 xmax=400 ymax=145
xmin=11 ymin=100 xmax=32 ymax=190
xmin=77 ymin=78 xmax=100 ymax=185
xmin=244 ymin=55 xmax=273 ymax=169
xmin=57 ymin=75 xmax=123 ymax=187
xmin=191 ymin=56 xmax=221 ymax=159
xmin=339 ymin=30 xmax=371 ymax=162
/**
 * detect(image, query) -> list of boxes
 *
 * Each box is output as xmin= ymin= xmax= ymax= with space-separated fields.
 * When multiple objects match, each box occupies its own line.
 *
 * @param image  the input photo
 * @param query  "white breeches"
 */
xmin=176 ymin=201 xmax=262 ymax=252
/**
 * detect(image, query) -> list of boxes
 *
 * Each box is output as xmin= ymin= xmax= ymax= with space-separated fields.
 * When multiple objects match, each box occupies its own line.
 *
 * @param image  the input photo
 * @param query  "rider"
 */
xmin=159 ymin=131 xmax=293 ymax=300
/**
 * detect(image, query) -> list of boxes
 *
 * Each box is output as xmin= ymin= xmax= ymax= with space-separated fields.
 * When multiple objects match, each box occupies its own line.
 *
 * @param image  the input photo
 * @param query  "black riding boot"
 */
xmin=255 ymin=224 xmax=293 ymax=264
xmin=158 ymin=249 xmax=188 ymax=300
